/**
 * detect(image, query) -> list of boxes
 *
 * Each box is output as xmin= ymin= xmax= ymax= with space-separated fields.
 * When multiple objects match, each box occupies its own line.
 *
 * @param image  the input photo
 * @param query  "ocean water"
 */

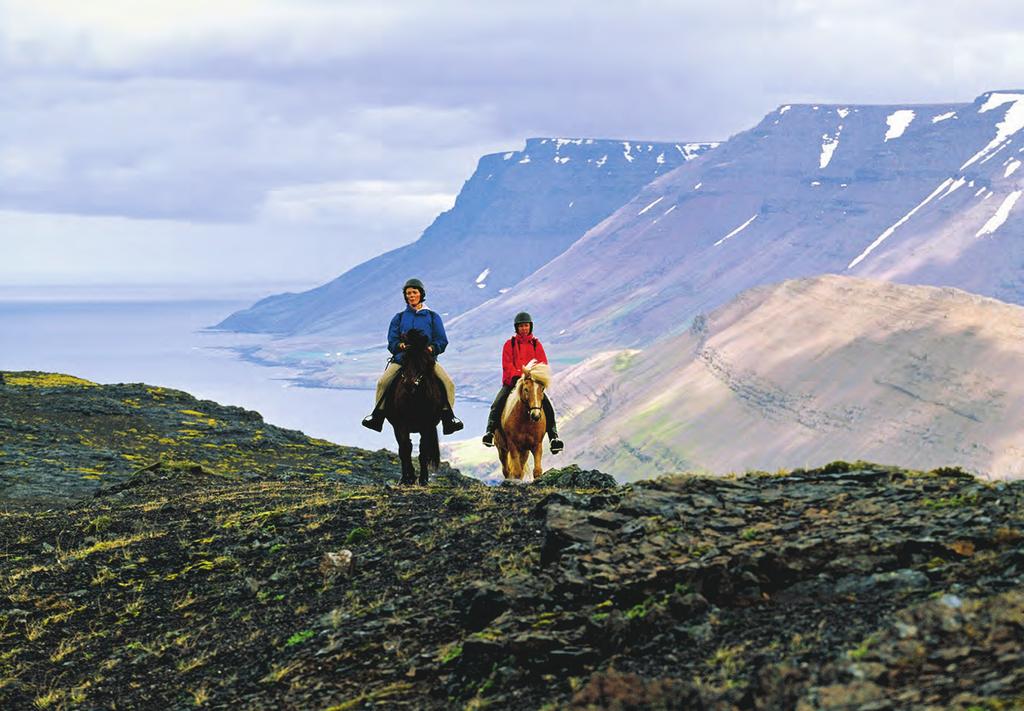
xmin=0 ymin=293 xmax=487 ymax=451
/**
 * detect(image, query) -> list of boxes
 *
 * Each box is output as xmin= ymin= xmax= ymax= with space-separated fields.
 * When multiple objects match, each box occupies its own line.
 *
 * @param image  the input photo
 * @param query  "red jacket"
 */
xmin=502 ymin=334 xmax=548 ymax=386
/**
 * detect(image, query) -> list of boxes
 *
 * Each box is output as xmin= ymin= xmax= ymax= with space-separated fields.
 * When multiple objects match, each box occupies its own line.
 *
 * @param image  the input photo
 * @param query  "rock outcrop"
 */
xmin=0 ymin=370 xmax=473 ymax=506
xmin=2 ymin=459 xmax=1021 ymax=709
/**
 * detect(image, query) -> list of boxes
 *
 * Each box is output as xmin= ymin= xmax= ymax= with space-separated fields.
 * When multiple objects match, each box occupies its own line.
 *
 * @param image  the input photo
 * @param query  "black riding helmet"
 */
xmin=514 ymin=311 xmax=533 ymax=334
xmin=403 ymin=278 xmax=426 ymax=303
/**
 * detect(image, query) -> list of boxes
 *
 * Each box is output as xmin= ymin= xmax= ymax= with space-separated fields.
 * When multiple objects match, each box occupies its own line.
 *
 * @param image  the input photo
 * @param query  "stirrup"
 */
xmin=549 ymin=437 xmax=564 ymax=454
xmin=481 ymin=432 xmax=494 ymax=447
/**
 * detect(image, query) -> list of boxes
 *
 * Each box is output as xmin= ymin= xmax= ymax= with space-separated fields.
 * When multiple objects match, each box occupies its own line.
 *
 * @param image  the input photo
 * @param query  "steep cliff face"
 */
xmin=554 ymin=275 xmax=1024 ymax=480
xmin=450 ymin=91 xmax=1024 ymax=356
xmin=213 ymin=91 xmax=1024 ymax=412
xmin=217 ymin=137 xmax=716 ymax=337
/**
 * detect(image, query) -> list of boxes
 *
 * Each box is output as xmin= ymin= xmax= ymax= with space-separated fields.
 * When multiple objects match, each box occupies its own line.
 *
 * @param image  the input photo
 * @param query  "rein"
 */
xmin=520 ymin=375 xmax=543 ymax=416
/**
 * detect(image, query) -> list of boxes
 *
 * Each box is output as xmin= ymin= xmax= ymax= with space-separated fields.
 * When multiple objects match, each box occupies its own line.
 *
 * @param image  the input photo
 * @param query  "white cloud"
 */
xmin=260 ymin=180 xmax=456 ymax=226
xmin=2 ymin=0 xmax=1023 ymax=287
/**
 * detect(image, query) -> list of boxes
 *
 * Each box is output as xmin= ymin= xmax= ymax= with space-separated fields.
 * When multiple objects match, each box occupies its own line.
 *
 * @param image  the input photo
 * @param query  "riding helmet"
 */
xmin=514 ymin=311 xmax=533 ymax=333
xmin=403 ymin=278 xmax=426 ymax=301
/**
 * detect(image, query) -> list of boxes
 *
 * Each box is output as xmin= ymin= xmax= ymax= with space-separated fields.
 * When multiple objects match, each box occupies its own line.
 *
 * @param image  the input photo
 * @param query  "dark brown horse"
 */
xmin=384 ymin=328 xmax=443 ymax=485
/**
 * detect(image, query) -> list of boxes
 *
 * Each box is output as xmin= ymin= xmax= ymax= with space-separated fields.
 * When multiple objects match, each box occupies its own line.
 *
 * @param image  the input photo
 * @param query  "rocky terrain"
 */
xmin=0 ymin=370 xmax=469 ymax=508
xmin=1 ymin=374 xmax=1022 ymax=709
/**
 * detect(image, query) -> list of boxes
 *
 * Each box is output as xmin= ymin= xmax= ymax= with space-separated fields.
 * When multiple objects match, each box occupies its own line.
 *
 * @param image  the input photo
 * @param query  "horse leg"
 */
xmin=527 ymin=440 xmax=543 ymax=484
xmin=396 ymin=429 xmax=415 ymax=485
xmin=518 ymin=450 xmax=531 ymax=483
xmin=507 ymin=448 xmax=524 ymax=481
xmin=495 ymin=433 xmax=511 ymax=480
xmin=418 ymin=428 xmax=438 ymax=486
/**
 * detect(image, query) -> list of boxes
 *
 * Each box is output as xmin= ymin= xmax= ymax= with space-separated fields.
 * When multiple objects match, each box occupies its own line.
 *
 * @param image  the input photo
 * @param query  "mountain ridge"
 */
xmin=213 ymin=90 xmax=1024 ymax=406
xmin=449 ymin=90 xmax=1024 ymax=358
xmin=553 ymin=275 xmax=1024 ymax=480
xmin=216 ymin=136 xmax=716 ymax=338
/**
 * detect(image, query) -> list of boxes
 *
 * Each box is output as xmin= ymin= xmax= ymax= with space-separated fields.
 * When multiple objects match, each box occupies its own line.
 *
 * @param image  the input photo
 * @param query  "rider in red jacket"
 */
xmin=482 ymin=311 xmax=563 ymax=453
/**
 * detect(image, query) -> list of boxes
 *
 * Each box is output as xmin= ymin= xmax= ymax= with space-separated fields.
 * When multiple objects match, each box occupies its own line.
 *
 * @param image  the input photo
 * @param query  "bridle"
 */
xmin=520 ymin=374 xmax=543 ymax=420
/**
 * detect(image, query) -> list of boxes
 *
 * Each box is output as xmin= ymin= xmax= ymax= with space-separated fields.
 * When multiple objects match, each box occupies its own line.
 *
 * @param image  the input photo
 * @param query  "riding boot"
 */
xmin=361 ymin=379 xmax=394 ymax=432
xmin=542 ymin=395 xmax=563 ymax=454
xmin=361 ymin=400 xmax=386 ymax=432
xmin=481 ymin=385 xmax=511 ymax=446
xmin=440 ymin=407 xmax=464 ymax=435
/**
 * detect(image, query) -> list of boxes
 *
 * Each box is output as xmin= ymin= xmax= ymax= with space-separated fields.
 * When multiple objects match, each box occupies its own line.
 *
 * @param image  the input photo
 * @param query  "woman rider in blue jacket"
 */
xmin=361 ymin=278 xmax=463 ymax=434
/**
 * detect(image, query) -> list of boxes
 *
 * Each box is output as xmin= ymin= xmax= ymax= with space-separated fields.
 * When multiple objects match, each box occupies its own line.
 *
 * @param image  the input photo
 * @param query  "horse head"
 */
xmin=400 ymin=328 xmax=435 ymax=377
xmin=402 ymin=327 xmax=431 ymax=353
xmin=519 ymin=359 xmax=550 ymax=422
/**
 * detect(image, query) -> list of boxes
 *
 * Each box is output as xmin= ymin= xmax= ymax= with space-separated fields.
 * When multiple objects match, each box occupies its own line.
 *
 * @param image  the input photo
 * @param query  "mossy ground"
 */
xmin=0 ymin=370 xmax=433 ymax=506
xmin=2 ymin=373 xmax=1023 ymax=709
xmin=1 ymin=464 xmax=1022 ymax=709
xmin=0 ymin=472 xmax=558 ymax=709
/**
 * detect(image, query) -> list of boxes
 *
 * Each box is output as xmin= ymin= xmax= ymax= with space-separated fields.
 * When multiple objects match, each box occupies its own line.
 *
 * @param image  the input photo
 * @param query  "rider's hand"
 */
xmin=399 ymin=343 xmax=407 ymax=350
xmin=426 ymin=345 xmax=433 ymax=353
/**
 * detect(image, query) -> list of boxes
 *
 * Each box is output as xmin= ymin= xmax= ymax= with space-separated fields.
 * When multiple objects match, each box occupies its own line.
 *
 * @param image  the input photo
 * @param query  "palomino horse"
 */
xmin=494 ymin=359 xmax=550 ymax=483
xmin=384 ymin=328 xmax=442 ymax=485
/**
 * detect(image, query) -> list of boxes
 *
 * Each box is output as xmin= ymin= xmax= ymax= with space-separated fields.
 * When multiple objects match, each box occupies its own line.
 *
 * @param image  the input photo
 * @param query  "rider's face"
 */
xmin=405 ymin=288 xmax=422 ymax=307
xmin=516 ymin=322 xmax=532 ymax=336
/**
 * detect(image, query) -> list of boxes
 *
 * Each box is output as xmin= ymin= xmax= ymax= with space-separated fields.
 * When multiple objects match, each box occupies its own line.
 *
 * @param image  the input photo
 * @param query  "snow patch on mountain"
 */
xmin=848 ymin=178 xmax=954 ymax=269
xmin=714 ymin=215 xmax=758 ymax=247
xmin=1005 ymin=159 xmax=1021 ymax=178
xmin=961 ymin=93 xmax=1024 ymax=170
xmin=938 ymin=177 xmax=967 ymax=200
xmin=637 ymin=196 xmax=664 ymax=216
xmin=820 ymin=127 xmax=842 ymax=169
xmin=976 ymin=191 xmax=1022 ymax=237
xmin=932 ymin=111 xmax=956 ymax=123
xmin=884 ymin=110 xmax=916 ymax=141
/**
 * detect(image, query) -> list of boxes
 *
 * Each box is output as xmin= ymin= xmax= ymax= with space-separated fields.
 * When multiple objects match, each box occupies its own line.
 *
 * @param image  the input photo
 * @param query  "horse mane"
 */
xmin=522 ymin=359 xmax=551 ymax=387
xmin=401 ymin=328 xmax=436 ymax=376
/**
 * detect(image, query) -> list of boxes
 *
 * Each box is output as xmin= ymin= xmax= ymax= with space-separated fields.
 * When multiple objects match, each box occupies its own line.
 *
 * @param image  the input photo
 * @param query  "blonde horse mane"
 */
xmin=522 ymin=359 xmax=551 ymax=387
xmin=501 ymin=359 xmax=552 ymax=423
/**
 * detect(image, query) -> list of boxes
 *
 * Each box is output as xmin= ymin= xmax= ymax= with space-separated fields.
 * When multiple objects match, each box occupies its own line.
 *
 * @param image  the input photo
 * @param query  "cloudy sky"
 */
xmin=3 ymin=0 xmax=1023 ymax=295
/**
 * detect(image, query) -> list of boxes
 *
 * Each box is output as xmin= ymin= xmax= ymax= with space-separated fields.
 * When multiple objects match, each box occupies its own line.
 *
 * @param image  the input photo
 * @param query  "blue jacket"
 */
xmin=388 ymin=306 xmax=448 ymax=365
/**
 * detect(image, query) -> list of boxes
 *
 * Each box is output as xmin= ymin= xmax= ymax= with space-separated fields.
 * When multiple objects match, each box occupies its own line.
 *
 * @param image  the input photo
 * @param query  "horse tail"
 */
xmin=421 ymin=428 xmax=440 ymax=472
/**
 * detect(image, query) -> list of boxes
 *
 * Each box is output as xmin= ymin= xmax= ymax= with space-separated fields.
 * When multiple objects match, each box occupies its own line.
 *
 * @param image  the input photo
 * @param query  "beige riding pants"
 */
xmin=375 ymin=361 xmax=456 ymax=409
